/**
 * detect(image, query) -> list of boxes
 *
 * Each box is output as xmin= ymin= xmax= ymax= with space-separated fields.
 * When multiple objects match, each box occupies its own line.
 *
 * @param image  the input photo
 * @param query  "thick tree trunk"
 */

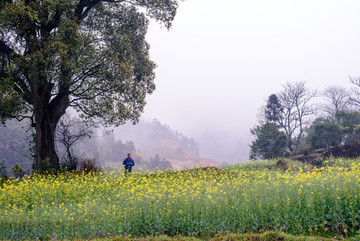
xmin=33 ymin=90 xmax=70 ymax=174
xmin=34 ymin=111 xmax=59 ymax=173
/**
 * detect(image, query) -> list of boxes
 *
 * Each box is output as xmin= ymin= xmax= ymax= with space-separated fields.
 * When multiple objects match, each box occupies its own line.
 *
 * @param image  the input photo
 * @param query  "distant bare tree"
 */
xmin=56 ymin=115 xmax=93 ymax=171
xmin=322 ymin=86 xmax=351 ymax=116
xmin=257 ymin=104 xmax=268 ymax=125
xmin=277 ymin=81 xmax=317 ymax=150
xmin=350 ymin=77 xmax=360 ymax=108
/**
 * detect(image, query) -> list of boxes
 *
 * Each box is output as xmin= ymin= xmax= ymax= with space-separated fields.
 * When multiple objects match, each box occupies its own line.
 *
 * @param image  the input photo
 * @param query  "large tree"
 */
xmin=303 ymin=111 xmax=360 ymax=152
xmin=276 ymin=81 xmax=317 ymax=150
xmin=257 ymin=81 xmax=317 ymax=151
xmin=305 ymin=118 xmax=342 ymax=150
xmin=322 ymin=86 xmax=352 ymax=116
xmin=264 ymin=94 xmax=282 ymax=124
xmin=250 ymin=122 xmax=288 ymax=160
xmin=0 ymin=0 xmax=179 ymax=173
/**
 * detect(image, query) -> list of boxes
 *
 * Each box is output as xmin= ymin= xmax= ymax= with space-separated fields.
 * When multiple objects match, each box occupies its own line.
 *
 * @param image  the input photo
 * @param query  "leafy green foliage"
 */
xmin=335 ymin=111 xmax=360 ymax=145
xmin=265 ymin=94 xmax=283 ymax=124
xmin=301 ymin=111 xmax=360 ymax=154
xmin=305 ymin=118 xmax=342 ymax=150
xmin=11 ymin=163 xmax=24 ymax=178
xmin=250 ymin=123 xmax=288 ymax=160
xmin=0 ymin=0 xmax=180 ymax=172
xmin=0 ymin=0 xmax=179 ymax=124
xmin=0 ymin=79 xmax=28 ymax=124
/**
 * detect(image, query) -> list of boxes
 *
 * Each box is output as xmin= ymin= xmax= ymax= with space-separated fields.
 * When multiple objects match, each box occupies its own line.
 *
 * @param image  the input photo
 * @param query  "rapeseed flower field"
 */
xmin=1 ymin=158 xmax=360 ymax=240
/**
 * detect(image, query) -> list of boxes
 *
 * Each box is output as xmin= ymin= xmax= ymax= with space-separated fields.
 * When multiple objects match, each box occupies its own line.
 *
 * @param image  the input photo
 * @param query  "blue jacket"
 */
xmin=123 ymin=158 xmax=135 ymax=170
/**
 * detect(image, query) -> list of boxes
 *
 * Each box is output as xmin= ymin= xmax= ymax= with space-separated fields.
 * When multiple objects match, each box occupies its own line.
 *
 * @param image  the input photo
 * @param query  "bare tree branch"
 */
xmin=277 ymin=81 xmax=317 ymax=150
xmin=350 ymin=77 xmax=360 ymax=108
xmin=322 ymin=86 xmax=352 ymax=116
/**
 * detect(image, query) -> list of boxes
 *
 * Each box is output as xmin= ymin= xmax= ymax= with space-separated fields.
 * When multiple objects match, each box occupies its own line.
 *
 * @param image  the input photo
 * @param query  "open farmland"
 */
xmin=1 ymin=158 xmax=360 ymax=240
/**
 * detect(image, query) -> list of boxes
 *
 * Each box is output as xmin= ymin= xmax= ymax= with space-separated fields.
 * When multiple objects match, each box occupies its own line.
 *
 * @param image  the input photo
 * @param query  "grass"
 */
xmin=224 ymin=159 xmax=307 ymax=171
xmin=1 ymin=158 xmax=360 ymax=240
xmin=76 ymin=231 xmax=360 ymax=240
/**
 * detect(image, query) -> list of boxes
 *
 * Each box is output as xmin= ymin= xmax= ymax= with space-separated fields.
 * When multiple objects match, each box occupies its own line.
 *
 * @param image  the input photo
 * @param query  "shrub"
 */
xmin=60 ymin=156 xmax=78 ymax=172
xmin=78 ymin=158 xmax=101 ymax=174
xmin=275 ymin=159 xmax=289 ymax=171
xmin=11 ymin=163 xmax=25 ymax=178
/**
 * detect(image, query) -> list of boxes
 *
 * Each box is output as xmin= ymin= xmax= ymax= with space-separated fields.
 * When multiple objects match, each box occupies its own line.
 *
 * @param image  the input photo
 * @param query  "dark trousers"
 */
xmin=125 ymin=168 xmax=132 ymax=176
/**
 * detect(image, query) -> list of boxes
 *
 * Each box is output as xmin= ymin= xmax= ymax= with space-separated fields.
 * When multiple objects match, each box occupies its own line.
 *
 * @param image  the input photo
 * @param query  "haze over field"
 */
xmin=2 ymin=0 xmax=360 ymax=166
xmin=121 ymin=0 xmax=360 ymax=163
xmin=3 ymin=1 xmax=360 ymax=239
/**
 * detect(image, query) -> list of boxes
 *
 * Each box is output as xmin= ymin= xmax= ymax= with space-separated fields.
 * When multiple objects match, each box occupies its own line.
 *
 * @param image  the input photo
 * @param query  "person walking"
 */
xmin=123 ymin=153 xmax=135 ymax=175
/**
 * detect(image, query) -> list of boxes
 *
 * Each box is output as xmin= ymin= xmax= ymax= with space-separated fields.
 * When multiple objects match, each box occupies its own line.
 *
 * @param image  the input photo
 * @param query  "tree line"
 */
xmin=250 ymin=79 xmax=360 ymax=160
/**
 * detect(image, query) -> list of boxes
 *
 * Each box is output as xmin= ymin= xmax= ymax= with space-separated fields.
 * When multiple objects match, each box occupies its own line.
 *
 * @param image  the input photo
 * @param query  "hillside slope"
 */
xmin=113 ymin=119 xmax=221 ymax=169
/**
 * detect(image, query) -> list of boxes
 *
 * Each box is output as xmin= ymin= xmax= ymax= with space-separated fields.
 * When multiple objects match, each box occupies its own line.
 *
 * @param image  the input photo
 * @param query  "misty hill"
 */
xmin=65 ymin=118 xmax=221 ymax=170
xmin=0 ymin=118 xmax=221 ymax=172
xmin=112 ymin=119 xmax=221 ymax=169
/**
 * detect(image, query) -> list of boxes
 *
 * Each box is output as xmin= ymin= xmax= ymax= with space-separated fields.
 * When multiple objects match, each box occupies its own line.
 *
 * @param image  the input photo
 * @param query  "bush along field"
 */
xmin=1 ymin=158 xmax=360 ymax=240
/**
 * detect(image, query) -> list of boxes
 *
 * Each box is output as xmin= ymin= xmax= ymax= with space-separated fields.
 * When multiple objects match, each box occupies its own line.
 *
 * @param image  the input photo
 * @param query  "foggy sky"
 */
xmin=126 ymin=0 xmax=360 ymax=162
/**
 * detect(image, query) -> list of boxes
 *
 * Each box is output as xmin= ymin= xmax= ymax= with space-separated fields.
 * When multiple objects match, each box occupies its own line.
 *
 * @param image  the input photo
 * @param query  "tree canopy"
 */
xmin=0 ymin=0 xmax=180 ymax=172
xmin=305 ymin=118 xmax=342 ymax=150
xmin=250 ymin=122 xmax=288 ymax=160
xmin=264 ymin=94 xmax=282 ymax=124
